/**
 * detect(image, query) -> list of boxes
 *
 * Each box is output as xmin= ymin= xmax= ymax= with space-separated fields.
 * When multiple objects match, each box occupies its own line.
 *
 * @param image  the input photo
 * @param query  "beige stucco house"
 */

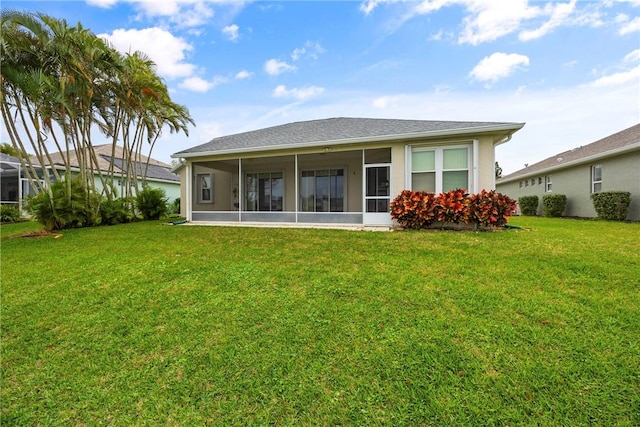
xmin=497 ymin=123 xmax=640 ymax=221
xmin=172 ymin=117 xmax=525 ymax=227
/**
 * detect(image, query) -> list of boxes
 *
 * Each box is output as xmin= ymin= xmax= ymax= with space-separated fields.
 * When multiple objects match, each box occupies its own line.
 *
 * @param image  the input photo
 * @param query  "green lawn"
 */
xmin=1 ymin=217 xmax=639 ymax=425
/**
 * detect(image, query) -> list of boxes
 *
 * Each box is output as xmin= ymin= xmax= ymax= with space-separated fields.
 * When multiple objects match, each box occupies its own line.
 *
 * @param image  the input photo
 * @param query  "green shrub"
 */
xmin=100 ymin=197 xmax=134 ymax=225
xmin=136 ymin=186 xmax=168 ymax=220
xmin=469 ymin=190 xmax=517 ymax=227
xmin=171 ymin=197 xmax=180 ymax=214
xmin=25 ymin=178 xmax=100 ymax=231
xmin=0 ymin=205 xmax=22 ymax=223
xmin=542 ymin=194 xmax=567 ymax=217
xmin=591 ymin=191 xmax=631 ymax=221
xmin=390 ymin=190 xmax=437 ymax=229
xmin=518 ymin=195 xmax=539 ymax=216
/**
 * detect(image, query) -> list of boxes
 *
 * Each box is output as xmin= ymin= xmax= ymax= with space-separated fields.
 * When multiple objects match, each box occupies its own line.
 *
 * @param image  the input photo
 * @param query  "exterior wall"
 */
xmin=497 ymin=150 xmax=640 ymax=221
xmin=180 ymin=132 xmax=507 ymax=224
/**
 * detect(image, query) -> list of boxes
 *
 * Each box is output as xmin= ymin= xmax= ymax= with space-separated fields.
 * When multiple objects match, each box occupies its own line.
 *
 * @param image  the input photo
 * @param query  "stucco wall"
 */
xmin=497 ymin=150 xmax=640 ymax=221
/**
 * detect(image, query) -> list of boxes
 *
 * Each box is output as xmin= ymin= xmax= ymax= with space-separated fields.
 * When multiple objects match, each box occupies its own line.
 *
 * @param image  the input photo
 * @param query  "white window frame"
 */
xmin=545 ymin=175 xmax=552 ymax=192
xmin=408 ymin=144 xmax=473 ymax=193
xmin=197 ymin=173 xmax=214 ymax=203
xmin=245 ymin=170 xmax=285 ymax=212
xmin=591 ymin=165 xmax=602 ymax=193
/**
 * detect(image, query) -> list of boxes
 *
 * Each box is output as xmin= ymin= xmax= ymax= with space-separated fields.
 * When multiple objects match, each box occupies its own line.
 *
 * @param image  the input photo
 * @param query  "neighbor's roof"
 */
xmin=1 ymin=152 xmax=22 ymax=165
xmin=34 ymin=144 xmax=178 ymax=182
xmin=499 ymin=123 xmax=640 ymax=183
xmin=173 ymin=117 xmax=525 ymax=157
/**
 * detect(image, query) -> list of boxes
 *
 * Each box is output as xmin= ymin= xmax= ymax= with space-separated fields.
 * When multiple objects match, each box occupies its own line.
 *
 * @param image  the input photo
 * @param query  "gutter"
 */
xmin=172 ymin=122 xmax=526 ymax=159
xmin=498 ymin=141 xmax=640 ymax=184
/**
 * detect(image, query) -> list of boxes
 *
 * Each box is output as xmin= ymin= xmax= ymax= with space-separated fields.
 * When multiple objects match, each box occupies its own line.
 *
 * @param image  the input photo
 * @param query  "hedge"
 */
xmin=591 ymin=191 xmax=631 ymax=221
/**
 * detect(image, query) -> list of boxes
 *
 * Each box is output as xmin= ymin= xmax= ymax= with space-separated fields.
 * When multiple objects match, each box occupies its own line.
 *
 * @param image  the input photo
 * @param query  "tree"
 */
xmin=1 ymin=10 xmax=193 ymax=224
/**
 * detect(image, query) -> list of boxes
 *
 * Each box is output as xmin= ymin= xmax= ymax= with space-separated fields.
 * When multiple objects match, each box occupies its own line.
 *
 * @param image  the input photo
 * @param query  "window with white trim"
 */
xmin=411 ymin=145 xmax=471 ymax=193
xmin=591 ymin=165 xmax=602 ymax=193
xmin=545 ymin=175 xmax=552 ymax=192
xmin=197 ymin=173 xmax=214 ymax=203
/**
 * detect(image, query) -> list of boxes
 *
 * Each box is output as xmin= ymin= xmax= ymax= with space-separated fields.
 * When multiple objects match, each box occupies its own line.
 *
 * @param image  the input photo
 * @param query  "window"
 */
xmin=245 ymin=172 xmax=283 ymax=211
xmin=538 ymin=177 xmax=543 ymax=185
xmin=531 ymin=179 xmax=536 ymax=186
xmin=519 ymin=181 xmax=523 ymax=188
xmin=545 ymin=175 xmax=552 ymax=192
xmin=197 ymin=173 xmax=214 ymax=203
xmin=525 ymin=180 xmax=529 ymax=187
xmin=591 ymin=165 xmax=602 ymax=193
xmin=300 ymin=169 xmax=344 ymax=212
xmin=411 ymin=146 xmax=470 ymax=193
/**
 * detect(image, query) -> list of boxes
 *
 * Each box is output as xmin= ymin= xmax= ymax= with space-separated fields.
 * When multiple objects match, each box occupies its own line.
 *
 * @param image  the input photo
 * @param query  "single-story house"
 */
xmin=496 ymin=123 xmax=640 ymax=221
xmin=0 ymin=144 xmax=180 ymax=211
xmin=172 ymin=117 xmax=525 ymax=227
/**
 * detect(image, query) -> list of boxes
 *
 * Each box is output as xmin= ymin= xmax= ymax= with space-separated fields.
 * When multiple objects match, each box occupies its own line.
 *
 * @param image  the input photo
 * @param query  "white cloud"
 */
xmin=222 ymin=24 xmax=240 ymax=41
xmin=291 ymin=41 xmax=326 ymax=61
xmin=587 ymin=65 xmax=640 ymax=88
xmin=179 ymin=76 xmax=227 ymax=93
xmin=518 ymin=0 xmax=577 ymax=41
xmin=272 ymin=85 xmax=325 ymax=100
xmin=99 ymin=27 xmax=195 ymax=79
xmin=86 ymin=0 xmax=119 ymax=8
xmin=625 ymin=49 xmax=640 ymax=63
xmin=469 ymin=52 xmax=530 ymax=86
xmin=128 ymin=0 xmax=216 ymax=27
xmin=373 ymin=95 xmax=401 ymax=108
xmin=617 ymin=15 xmax=640 ymax=35
xmin=459 ymin=0 xmax=542 ymax=45
xmin=235 ymin=70 xmax=254 ymax=80
xmin=264 ymin=59 xmax=297 ymax=76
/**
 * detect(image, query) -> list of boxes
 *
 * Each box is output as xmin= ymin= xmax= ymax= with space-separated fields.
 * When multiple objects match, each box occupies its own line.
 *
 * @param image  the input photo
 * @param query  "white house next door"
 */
xmin=364 ymin=164 xmax=392 ymax=225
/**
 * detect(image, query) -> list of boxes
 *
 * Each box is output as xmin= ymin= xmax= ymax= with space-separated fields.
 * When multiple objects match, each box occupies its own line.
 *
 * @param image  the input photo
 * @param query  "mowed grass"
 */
xmin=1 ymin=217 xmax=639 ymax=426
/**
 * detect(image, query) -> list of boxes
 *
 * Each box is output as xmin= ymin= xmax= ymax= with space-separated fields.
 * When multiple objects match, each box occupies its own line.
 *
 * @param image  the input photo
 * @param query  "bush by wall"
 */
xmin=0 ymin=205 xmax=22 ymax=223
xmin=391 ymin=189 xmax=517 ymax=230
xmin=542 ymin=194 xmax=567 ymax=217
xmin=99 ymin=197 xmax=134 ymax=225
xmin=25 ymin=178 xmax=100 ymax=231
xmin=136 ymin=186 xmax=168 ymax=220
xmin=591 ymin=191 xmax=631 ymax=221
xmin=518 ymin=195 xmax=539 ymax=216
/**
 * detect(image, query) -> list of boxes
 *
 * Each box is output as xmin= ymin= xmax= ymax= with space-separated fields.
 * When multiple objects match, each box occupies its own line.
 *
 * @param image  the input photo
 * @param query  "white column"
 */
xmin=473 ymin=139 xmax=479 ymax=193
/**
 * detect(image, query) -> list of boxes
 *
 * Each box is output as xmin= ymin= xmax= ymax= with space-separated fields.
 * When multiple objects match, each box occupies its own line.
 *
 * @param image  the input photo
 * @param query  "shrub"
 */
xmin=0 ymin=205 xmax=22 ymax=223
xmin=436 ymin=188 xmax=470 ymax=224
xmin=542 ymin=194 xmax=567 ymax=217
xmin=136 ymin=186 xmax=168 ymax=220
xmin=25 ymin=178 xmax=100 ymax=231
xmin=469 ymin=190 xmax=517 ymax=227
xmin=518 ymin=195 xmax=539 ymax=216
xmin=99 ymin=197 xmax=134 ymax=225
xmin=390 ymin=190 xmax=436 ymax=229
xmin=591 ymin=191 xmax=631 ymax=221
xmin=170 ymin=197 xmax=181 ymax=214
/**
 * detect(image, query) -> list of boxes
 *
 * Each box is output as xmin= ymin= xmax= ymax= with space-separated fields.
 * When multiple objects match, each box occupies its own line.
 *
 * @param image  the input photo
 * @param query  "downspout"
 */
xmin=493 ymin=133 xmax=513 ymax=189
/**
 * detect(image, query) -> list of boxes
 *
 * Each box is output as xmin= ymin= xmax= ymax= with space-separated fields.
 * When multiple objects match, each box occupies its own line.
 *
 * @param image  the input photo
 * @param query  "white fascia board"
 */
xmin=498 ymin=142 xmax=640 ymax=184
xmin=172 ymin=123 xmax=526 ymax=159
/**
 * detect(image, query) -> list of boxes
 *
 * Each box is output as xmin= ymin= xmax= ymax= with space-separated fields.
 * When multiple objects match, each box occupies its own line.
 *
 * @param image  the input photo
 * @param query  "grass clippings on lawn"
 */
xmin=1 ymin=217 xmax=639 ymax=425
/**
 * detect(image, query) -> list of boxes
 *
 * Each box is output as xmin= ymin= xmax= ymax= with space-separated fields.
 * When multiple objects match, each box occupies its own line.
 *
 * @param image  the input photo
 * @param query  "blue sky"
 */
xmin=3 ymin=0 xmax=639 ymax=174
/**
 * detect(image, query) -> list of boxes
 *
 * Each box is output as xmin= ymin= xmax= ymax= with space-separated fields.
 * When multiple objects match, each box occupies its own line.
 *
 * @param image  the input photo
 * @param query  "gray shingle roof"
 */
xmin=174 ymin=117 xmax=525 ymax=156
xmin=499 ymin=123 xmax=640 ymax=182
xmin=104 ymin=156 xmax=179 ymax=182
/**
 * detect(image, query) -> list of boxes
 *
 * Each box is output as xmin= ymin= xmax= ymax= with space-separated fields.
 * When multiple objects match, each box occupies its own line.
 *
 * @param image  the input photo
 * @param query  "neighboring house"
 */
xmin=497 ymin=124 xmax=640 ymax=221
xmin=172 ymin=117 xmax=525 ymax=227
xmin=0 ymin=144 xmax=180 ymax=211
xmin=0 ymin=152 xmax=44 ymax=211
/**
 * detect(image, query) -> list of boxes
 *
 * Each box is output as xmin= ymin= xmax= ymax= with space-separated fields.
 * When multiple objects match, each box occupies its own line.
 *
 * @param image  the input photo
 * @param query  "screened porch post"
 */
xmin=295 ymin=154 xmax=299 ymax=223
xmin=361 ymin=149 xmax=365 ymax=217
xmin=238 ymin=158 xmax=243 ymax=222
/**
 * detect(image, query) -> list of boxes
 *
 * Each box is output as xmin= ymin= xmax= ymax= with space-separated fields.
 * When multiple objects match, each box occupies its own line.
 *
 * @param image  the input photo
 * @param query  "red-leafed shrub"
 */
xmin=390 ymin=190 xmax=436 ymax=229
xmin=435 ymin=188 xmax=470 ymax=224
xmin=469 ymin=189 xmax=517 ymax=227
xmin=391 ymin=189 xmax=517 ymax=230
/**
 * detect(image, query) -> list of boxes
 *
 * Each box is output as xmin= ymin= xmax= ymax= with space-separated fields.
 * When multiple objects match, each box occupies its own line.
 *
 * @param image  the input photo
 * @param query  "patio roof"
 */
xmin=173 ymin=117 xmax=525 ymax=158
